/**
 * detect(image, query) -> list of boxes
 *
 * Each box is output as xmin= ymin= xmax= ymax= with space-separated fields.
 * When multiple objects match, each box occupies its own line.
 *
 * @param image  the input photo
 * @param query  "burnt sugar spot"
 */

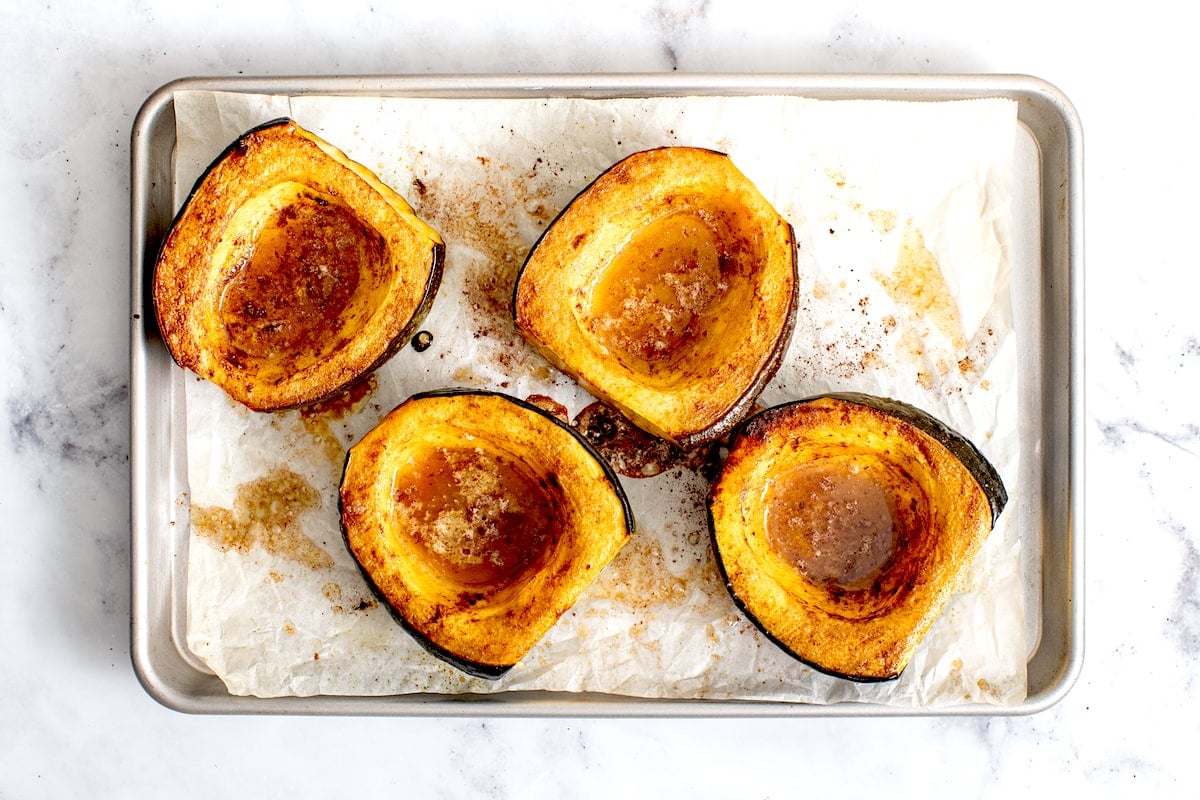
xmin=411 ymin=330 xmax=434 ymax=352
xmin=191 ymin=467 xmax=333 ymax=570
xmin=524 ymin=393 xmax=570 ymax=423
xmin=572 ymin=401 xmax=723 ymax=479
xmin=574 ymin=402 xmax=681 ymax=478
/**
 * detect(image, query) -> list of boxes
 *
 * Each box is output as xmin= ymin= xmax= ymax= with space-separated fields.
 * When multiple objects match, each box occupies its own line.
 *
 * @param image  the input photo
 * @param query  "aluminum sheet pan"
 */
xmin=130 ymin=73 xmax=1083 ymax=716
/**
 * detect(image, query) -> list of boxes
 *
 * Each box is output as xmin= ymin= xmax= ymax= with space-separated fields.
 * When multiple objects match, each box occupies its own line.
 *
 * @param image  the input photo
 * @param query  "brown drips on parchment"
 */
xmin=191 ymin=467 xmax=332 ymax=570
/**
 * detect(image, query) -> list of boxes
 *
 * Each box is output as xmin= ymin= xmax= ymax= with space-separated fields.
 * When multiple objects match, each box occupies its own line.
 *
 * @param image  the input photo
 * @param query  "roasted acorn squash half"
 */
xmin=513 ymin=146 xmax=797 ymax=447
xmin=339 ymin=390 xmax=633 ymax=678
xmin=153 ymin=118 xmax=444 ymax=411
xmin=707 ymin=393 xmax=1007 ymax=682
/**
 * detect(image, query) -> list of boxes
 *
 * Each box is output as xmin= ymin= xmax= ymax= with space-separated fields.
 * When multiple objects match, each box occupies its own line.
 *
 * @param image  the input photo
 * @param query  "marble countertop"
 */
xmin=2 ymin=0 xmax=1195 ymax=795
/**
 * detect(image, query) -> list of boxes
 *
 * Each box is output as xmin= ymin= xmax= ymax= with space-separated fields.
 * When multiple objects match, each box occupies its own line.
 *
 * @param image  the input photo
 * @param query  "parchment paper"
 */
xmin=174 ymin=89 xmax=1025 ymax=706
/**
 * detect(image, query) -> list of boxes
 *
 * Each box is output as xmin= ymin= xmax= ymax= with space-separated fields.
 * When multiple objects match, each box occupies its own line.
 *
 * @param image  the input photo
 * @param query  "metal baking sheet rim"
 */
xmin=129 ymin=72 xmax=1084 ymax=717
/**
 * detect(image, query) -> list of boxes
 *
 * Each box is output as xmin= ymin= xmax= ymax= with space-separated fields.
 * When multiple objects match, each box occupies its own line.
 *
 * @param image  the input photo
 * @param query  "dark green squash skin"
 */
xmin=339 ymin=388 xmax=635 ymax=680
xmin=706 ymin=392 xmax=1008 ymax=683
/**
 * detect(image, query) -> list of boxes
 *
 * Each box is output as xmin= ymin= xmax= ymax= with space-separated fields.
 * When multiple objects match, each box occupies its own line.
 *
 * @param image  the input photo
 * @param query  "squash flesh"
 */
xmin=392 ymin=444 xmax=561 ymax=590
xmin=707 ymin=394 xmax=1006 ymax=681
xmin=153 ymin=118 xmax=443 ymax=410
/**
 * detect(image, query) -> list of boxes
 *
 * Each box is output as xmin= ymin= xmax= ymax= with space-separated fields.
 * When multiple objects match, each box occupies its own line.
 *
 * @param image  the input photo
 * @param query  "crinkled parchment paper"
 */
xmin=173 ymin=89 xmax=1025 ymax=706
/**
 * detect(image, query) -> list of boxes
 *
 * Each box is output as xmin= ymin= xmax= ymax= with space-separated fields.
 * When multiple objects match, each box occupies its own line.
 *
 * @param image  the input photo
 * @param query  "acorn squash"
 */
xmin=513 ymin=147 xmax=797 ymax=447
xmin=706 ymin=393 xmax=1007 ymax=682
xmin=339 ymin=390 xmax=633 ymax=678
xmin=153 ymin=118 xmax=444 ymax=411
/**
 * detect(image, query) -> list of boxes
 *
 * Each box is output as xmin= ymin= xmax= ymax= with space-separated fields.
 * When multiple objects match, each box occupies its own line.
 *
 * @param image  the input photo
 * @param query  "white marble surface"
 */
xmin=1 ymin=0 xmax=1196 ymax=795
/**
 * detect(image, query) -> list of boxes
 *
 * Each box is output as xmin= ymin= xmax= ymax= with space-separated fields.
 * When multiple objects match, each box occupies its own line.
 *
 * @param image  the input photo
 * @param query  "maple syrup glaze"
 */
xmin=392 ymin=446 xmax=563 ymax=588
xmin=586 ymin=210 xmax=728 ymax=374
xmin=763 ymin=462 xmax=896 ymax=587
xmin=219 ymin=195 xmax=385 ymax=363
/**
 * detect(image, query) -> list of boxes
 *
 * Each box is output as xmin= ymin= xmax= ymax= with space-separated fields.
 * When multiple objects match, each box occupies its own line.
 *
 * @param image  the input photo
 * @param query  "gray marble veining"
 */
xmin=3 ymin=0 xmax=1199 ymax=796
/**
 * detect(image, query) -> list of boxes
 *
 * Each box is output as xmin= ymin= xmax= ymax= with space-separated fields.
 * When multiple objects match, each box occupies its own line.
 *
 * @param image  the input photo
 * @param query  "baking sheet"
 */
xmin=130 ymin=74 xmax=1084 ymax=716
